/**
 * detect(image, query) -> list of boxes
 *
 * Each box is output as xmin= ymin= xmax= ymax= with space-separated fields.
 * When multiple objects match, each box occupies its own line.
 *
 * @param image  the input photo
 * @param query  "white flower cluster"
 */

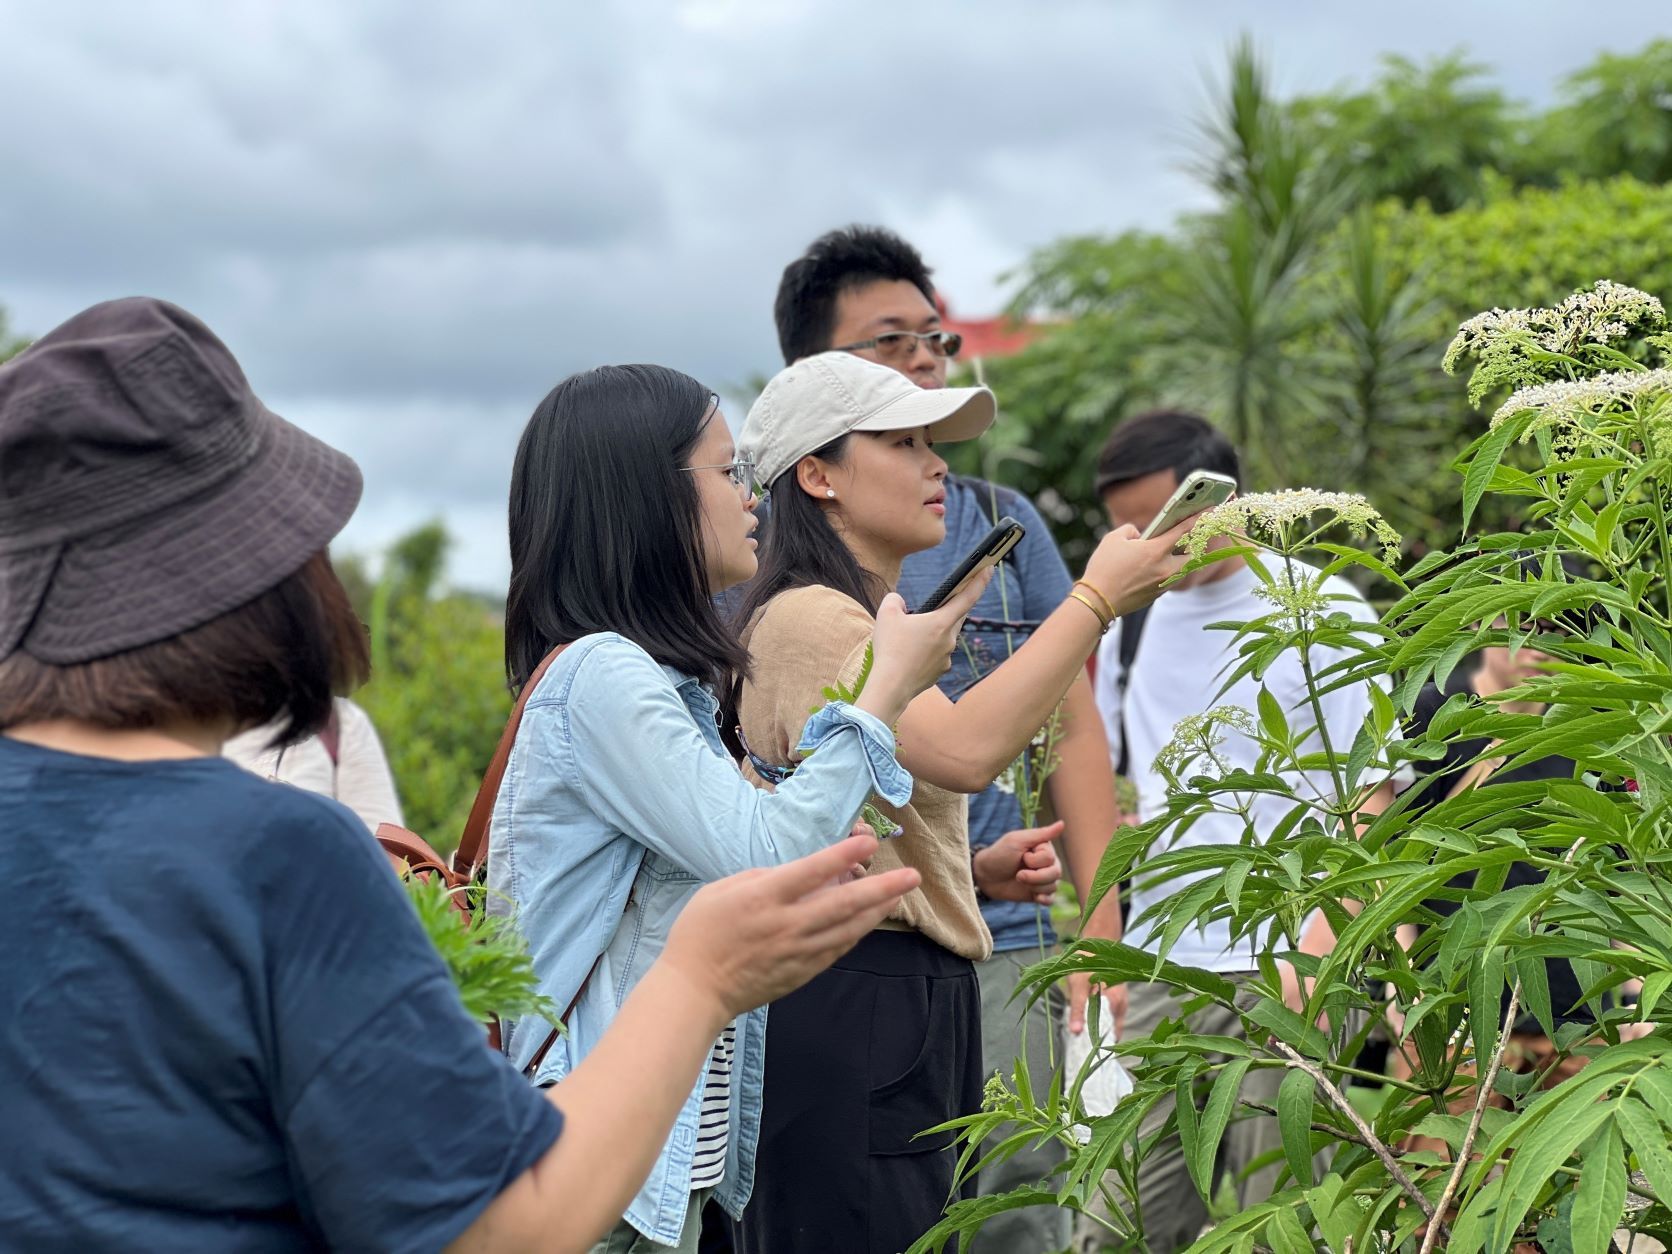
xmin=1183 ymin=488 xmax=1402 ymax=561
xmin=1153 ymin=705 xmax=1256 ymax=780
xmin=1443 ymin=306 xmax=1535 ymax=374
xmin=1490 ymin=367 xmax=1672 ymax=434
xmin=1554 ymin=280 xmax=1665 ymax=348
xmin=1443 ymin=280 xmax=1666 ymax=374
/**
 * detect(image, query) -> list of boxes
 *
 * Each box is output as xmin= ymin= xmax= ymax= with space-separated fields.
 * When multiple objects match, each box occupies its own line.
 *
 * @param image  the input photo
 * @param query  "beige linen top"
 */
xmin=739 ymin=584 xmax=992 ymax=962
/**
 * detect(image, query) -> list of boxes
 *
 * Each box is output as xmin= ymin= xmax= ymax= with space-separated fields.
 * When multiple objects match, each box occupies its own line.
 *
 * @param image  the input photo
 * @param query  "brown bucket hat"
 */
xmin=0 ymin=297 xmax=363 ymax=664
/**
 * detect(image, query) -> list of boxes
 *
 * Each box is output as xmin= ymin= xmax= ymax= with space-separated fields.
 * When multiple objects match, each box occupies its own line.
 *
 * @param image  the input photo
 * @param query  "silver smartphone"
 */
xmin=1140 ymin=470 xmax=1237 ymax=541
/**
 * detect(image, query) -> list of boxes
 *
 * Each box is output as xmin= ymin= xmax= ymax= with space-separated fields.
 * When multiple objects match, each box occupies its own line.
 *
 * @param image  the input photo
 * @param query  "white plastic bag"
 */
xmin=1063 ymin=1013 xmax=1134 ymax=1144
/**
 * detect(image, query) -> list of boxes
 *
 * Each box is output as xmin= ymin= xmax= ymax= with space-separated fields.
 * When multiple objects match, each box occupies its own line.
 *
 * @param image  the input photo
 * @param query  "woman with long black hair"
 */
xmin=725 ymin=352 xmax=1195 ymax=1253
xmin=489 ymin=364 xmax=989 ymax=1253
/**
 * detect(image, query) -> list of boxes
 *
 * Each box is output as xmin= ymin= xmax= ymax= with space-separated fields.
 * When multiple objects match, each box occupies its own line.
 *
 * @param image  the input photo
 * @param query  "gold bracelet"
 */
xmin=1067 ymin=588 xmax=1112 ymax=634
xmin=1073 ymin=580 xmax=1117 ymax=623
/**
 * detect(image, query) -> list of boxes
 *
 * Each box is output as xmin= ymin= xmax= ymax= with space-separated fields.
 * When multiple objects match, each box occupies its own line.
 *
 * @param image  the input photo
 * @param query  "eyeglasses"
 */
xmin=682 ymin=457 xmax=764 ymax=498
xmin=833 ymin=329 xmax=962 ymax=361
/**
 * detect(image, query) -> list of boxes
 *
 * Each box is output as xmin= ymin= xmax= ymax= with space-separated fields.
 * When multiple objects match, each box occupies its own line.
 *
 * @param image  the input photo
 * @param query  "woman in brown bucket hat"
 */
xmin=0 ymin=297 xmax=922 ymax=1252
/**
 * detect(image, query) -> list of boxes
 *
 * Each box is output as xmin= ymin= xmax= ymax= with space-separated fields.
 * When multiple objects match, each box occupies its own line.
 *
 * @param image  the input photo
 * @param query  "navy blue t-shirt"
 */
xmin=898 ymin=476 xmax=1075 ymax=953
xmin=0 ymin=737 xmax=560 ymax=1252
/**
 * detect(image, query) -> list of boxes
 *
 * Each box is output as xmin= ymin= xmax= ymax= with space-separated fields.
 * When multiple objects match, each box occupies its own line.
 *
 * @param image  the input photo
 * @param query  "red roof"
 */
xmin=936 ymin=295 xmax=1043 ymax=360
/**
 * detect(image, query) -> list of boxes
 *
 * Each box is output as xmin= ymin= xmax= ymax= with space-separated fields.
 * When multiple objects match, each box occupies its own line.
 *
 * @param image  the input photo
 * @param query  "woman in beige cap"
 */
xmin=724 ymin=351 xmax=1195 ymax=1254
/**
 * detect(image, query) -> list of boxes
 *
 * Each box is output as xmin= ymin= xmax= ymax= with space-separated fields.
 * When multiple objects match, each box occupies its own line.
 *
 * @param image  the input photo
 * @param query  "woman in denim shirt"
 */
xmin=487 ymin=365 xmax=985 ymax=1253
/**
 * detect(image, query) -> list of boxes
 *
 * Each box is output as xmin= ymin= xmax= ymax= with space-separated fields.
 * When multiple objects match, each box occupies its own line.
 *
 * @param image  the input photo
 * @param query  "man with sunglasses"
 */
xmin=765 ymin=225 xmax=1126 ymax=1254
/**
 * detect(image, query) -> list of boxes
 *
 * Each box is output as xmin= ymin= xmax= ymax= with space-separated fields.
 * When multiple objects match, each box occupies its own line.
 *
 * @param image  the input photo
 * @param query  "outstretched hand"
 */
xmin=1079 ymin=519 xmax=1199 ymax=619
xmin=664 ymin=833 xmax=921 ymax=1020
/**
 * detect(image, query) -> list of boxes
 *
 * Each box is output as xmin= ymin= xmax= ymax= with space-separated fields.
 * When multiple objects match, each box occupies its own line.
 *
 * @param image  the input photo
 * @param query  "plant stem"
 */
xmin=1268 ymin=1038 xmax=1442 ymax=1231
xmin=1417 ymin=975 xmax=1523 ymax=1254
xmin=1240 ymin=1097 xmax=1374 ymax=1148
xmin=1284 ymin=552 xmax=1350 ymax=810
xmin=1522 ymin=856 xmax=1672 ymax=930
xmin=1246 ymin=1056 xmax=1427 ymax=1093
xmin=1419 ymin=835 xmax=1585 ymax=1254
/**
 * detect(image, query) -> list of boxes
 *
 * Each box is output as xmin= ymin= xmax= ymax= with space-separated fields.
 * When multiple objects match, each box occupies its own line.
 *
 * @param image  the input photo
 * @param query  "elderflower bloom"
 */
xmin=1445 ymin=281 xmax=1665 ymax=374
xmin=1443 ymin=305 xmax=1539 ymax=374
xmin=1182 ymin=489 xmax=1402 ymax=562
xmin=1153 ymin=705 xmax=1256 ymax=779
xmin=1491 ymin=368 xmax=1672 ymax=437
xmin=1551 ymin=280 xmax=1665 ymax=349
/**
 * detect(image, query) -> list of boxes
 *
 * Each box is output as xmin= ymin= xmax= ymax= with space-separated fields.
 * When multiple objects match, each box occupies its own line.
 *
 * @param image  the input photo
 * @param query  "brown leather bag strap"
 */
xmin=518 ymin=951 xmax=603 ymax=1079
xmin=451 ymin=644 xmax=572 ymax=880
xmin=447 ymin=640 xmax=625 ymax=1077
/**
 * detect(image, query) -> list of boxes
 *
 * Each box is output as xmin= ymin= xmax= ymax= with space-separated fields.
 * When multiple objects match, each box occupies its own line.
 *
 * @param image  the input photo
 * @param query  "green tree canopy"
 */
xmin=1290 ymin=51 xmax=1523 ymax=213
xmin=953 ymin=39 xmax=1672 ymax=574
xmin=1535 ymin=38 xmax=1672 ymax=185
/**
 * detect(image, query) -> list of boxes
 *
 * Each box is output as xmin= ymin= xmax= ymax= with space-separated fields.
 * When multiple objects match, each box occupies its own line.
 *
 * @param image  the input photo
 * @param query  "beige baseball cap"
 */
xmin=739 ymin=351 xmax=997 ymax=486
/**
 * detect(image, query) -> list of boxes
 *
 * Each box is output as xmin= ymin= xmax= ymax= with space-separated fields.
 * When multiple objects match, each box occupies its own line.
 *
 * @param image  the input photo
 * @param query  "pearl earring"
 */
xmin=825 ymin=489 xmax=836 ymax=499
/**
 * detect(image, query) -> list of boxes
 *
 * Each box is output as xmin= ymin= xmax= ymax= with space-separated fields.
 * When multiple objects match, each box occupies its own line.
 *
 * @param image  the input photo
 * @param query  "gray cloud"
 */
xmin=2 ymin=0 xmax=1663 ymax=588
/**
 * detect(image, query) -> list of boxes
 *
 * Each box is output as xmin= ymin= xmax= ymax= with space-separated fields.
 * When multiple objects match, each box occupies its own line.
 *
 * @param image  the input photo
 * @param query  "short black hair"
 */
xmin=0 ymin=551 xmax=369 ymax=746
xmin=505 ymin=364 xmax=749 ymax=696
xmin=1094 ymin=410 xmax=1241 ymax=497
xmin=774 ymin=226 xmax=936 ymax=365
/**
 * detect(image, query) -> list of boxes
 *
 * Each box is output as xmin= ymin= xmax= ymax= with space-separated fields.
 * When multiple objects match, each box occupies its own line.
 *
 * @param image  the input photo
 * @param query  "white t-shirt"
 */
xmin=1094 ymin=559 xmax=1383 ymax=972
xmin=223 ymin=698 xmax=405 ymax=833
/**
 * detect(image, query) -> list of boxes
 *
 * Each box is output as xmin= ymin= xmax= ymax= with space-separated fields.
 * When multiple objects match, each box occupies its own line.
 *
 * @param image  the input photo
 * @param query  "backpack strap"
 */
xmin=449 ymin=643 xmax=592 ymax=1077
xmin=451 ymin=644 xmax=571 ymax=881
xmin=1111 ymin=603 xmax=1149 ymax=779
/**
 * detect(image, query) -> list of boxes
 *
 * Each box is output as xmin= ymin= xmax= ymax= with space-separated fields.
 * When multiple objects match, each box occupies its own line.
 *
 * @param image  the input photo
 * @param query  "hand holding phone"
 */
xmin=916 ymin=516 xmax=1026 ymax=613
xmin=860 ymin=576 xmax=992 ymax=727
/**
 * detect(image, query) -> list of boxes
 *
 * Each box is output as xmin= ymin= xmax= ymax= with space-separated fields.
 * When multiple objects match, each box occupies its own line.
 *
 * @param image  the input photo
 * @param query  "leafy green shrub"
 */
xmin=402 ymin=875 xmax=557 ymax=1027
xmin=916 ymin=280 xmax=1672 ymax=1254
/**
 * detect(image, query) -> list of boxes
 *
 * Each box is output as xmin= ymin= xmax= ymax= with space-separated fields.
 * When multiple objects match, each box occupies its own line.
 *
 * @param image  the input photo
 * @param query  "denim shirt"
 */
xmin=484 ymin=632 xmax=913 ymax=1244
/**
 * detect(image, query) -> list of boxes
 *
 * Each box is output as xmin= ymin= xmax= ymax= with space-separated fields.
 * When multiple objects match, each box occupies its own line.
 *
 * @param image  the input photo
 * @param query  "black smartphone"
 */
xmin=917 ymin=516 xmax=1026 ymax=613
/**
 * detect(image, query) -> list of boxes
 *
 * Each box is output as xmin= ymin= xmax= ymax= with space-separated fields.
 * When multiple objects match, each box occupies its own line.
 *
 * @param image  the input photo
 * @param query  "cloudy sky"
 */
xmin=3 ymin=2 xmax=1665 ymax=590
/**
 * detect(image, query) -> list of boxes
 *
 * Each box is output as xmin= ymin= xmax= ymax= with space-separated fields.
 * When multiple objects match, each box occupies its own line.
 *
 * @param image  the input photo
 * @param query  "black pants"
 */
xmin=728 ymin=929 xmax=981 ymax=1254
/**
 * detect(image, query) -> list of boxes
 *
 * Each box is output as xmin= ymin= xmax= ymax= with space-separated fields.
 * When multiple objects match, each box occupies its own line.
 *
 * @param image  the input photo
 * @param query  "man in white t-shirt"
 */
xmin=1081 ymin=410 xmax=1392 ymax=1253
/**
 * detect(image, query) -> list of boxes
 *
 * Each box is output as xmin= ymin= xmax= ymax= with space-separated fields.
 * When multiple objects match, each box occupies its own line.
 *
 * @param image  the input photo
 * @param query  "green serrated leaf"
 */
xmin=1570 ymin=1119 xmax=1626 ymax=1254
xmin=1516 ymin=953 xmax=1555 ymax=1039
xmin=1265 ymin=1203 xmax=1314 ymax=1254
xmin=1490 ymin=1101 xmax=1612 ymax=1253
xmin=1639 ymin=971 xmax=1672 ymax=1021
xmin=1277 ymin=1067 xmax=1317 ymax=1188
xmin=1195 ymin=1058 xmax=1253 ymax=1198
xmin=1469 ymin=949 xmax=1506 ymax=1069
xmin=1617 ymin=1097 xmax=1672 ymax=1211
xmin=1176 ymin=1070 xmax=1205 ymax=1195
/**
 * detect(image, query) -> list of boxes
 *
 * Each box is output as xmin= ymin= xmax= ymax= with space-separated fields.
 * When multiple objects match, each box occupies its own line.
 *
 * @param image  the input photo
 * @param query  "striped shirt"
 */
xmin=688 ymin=1025 xmax=736 ymax=1189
